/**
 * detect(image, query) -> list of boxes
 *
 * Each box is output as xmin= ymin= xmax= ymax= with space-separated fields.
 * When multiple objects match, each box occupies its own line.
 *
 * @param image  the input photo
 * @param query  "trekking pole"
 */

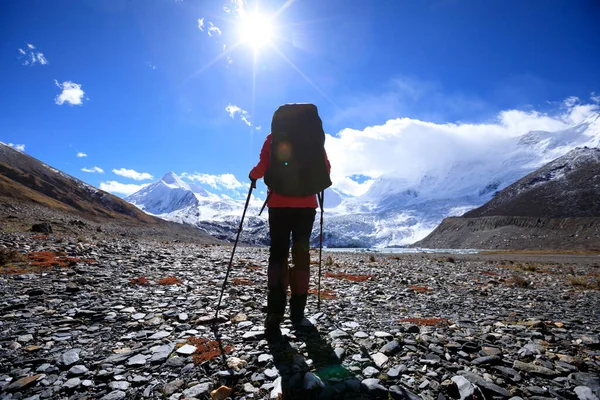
xmin=317 ymin=190 xmax=325 ymax=310
xmin=214 ymin=184 xmax=254 ymax=320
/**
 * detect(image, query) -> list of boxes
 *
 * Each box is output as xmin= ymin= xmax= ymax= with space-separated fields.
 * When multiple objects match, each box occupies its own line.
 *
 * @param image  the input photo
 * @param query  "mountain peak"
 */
xmin=160 ymin=171 xmax=190 ymax=190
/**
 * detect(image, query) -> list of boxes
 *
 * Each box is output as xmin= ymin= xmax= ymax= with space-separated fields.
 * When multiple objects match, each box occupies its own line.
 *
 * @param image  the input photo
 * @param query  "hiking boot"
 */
xmin=264 ymin=313 xmax=283 ymax=338
xmin=290 ymin=293 xmax=313 ymax=329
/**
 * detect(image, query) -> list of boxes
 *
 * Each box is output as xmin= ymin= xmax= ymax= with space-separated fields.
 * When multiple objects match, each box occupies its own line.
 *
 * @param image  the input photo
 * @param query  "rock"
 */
xmin=451 ymin=376 xmax=475 ymax=400
xmin=226 ymin=357 xmax=247 ymax=371
xmin=60 ymin=349 xmax=80 ymax=367
xmin=63 ymin=378 xmax=81 ymax=390
xmin=329 ymin=329 xmax=350 ymax=339
xmin=243 ymin=382 xmax=259 ymax=393
xmin=575 ymin=386 xmax=599 ymax=400
xmin=363 ymin=366 xmax=380 ymax=377
xmin=513 ymin=360 xmax=559 ymax=377
xmin=17 ymin=334 xmax=33 ymax=343
xmin=460 ymin=372 xmax=511 ymax=398
xmin=109 ymin=381 xmax=131 ymax=391
xmin=210 ymin=385 xmax=233 ymax=400
xmin=471 ymin=355 xmax=501 ymax=365
xmin=372 ymin=352 xmax=389 ymax=368
xmin=303 ymin=372 xmax=325 ymax=390
xmin=389 ymin=385 xmax=420 ymax=400
xmin=68 ymin=365 xmax=89 ymax=375
xmin=258 ymin=354 xmax=274 ymax=364
xmin=270 ymin=377 xmax=283 ymax=399
xmin=361 ymin=378 xmax=388 ymax=397
xmin=163 ymin=379 xmax=185 ymax=396
xmin=176 ymin=344 xmax=196 ymax=355
xmin=149 ymin=330 xmax=171 ymax=340
xmin=380 ymin=340 xmax=401 ymax=355
xmin=183 ymin=382 xmax=212 ymax=398
xmin=100 ymin=390 xmax=126 ymax=400
xmin=127 ymin=354 xmax=146 ymax=366
xmin=4 ymin=374 xmax=42 ymax=392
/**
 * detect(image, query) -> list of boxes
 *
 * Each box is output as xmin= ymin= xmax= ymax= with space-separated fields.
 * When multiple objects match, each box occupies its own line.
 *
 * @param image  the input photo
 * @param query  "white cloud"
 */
xmin=77 ymin=152 xmax=87 ymax=158
xmin=18 ymin=43 xmax=48 ymax=66
xmin=225 ymin=104 xmax=256 ymax=127
xmin=81 ymin=166 xmax=104 ymax=173
xmin=182 ymin=173 xmax=244 ymax=190
xmin=54 ymin=80 xmax=85 ymax=106
xmin=8 ymin=143 xmax=25 ymax=152
xmin=591 ymin=92 xmax=600 ymax=104
xmin=112 ymin=168 xmax=154 ymax=181
xmin=197 ymin=18 xmax=204 ymax=31
xmin=146 ymin=61 xmax=156 ymax=70
xmin=326 ymin=97 xmax=600 ymax=197
xmin=100 ymin=181 xmax=150 ymax=196
xmin=207 ymin=22 xmax=222 ymax=37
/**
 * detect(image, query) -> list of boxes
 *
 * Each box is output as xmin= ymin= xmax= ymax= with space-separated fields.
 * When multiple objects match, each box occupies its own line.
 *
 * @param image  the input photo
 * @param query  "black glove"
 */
xmin=249 ymin=174 xmax=257 ymax=189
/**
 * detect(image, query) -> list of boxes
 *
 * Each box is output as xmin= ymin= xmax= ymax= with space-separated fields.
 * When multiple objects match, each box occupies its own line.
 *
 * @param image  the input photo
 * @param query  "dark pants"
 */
xmin=267 ymin=207 xmax=316 ymax=316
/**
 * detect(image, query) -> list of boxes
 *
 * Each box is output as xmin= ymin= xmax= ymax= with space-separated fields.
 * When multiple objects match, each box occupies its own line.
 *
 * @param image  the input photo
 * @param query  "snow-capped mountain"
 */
xmin=125 ymin=112 xmax=600 ymax=248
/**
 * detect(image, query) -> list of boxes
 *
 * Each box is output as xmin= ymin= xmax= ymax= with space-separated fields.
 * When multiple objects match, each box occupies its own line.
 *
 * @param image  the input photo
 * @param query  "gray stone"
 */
xmin=303 ymin=372 xmax=325 ymax=390
xmin=148 ymin=330 xmax=171 ymax=340
xmin=270 ymin=377 xmax=283 ymax=399
xmin=575 ymin=386 xmax=599 ymax=400
xmin=175 ymin=344 xmax=196 ymax=355
xmin=460 ymin=372 xmax=510 ymax=398
xmin=363 ymin=366 xmax=379 ymax=377
xmin=100 ymin=391 xmax=126 ymax=400
xmin=361 ymin=378 xmax=388 ymax=396
xmin=451 ymin=376 xmax=475 ymax=400
xmin=60 ymin=349 xmax=81 ymax=367
xmin=183 ymin=382 xmax=212 ymax=398
xmin=62 ymin=378 xmax=81 ymax=390
xmin=163 ymin=379 xmax=185 ymax=396
xmin=372 ymin=352 xmax=389 ymax=368
xmin=380 ymin=340 xmax=401 ymax=355
xmin=68 ymin=365 xmax=89 ymax=375
xmin=513 ymin=360 xmax=558 ymax=377
xmin=109 ymin=381 xmax=131 ymax=391
xmin=127 ymin=354 xmax=146 ymax=366
xmin=329 ymin=329 xmax=350 ymax=338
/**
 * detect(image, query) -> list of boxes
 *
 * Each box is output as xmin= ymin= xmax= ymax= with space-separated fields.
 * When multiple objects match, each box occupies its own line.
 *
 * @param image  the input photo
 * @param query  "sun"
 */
xmin=239 ymin=12 xmax=274 ymax=50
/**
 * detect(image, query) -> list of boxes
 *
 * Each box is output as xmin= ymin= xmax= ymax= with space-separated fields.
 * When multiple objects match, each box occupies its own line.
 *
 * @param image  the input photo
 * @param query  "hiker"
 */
xmin=249 ymin=103 xmax=331 ymax=336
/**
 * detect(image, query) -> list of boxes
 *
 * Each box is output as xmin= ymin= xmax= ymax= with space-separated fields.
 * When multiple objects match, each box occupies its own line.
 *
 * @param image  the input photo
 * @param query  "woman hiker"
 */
xmin=249 ymin=126 xmax=331 ymax=337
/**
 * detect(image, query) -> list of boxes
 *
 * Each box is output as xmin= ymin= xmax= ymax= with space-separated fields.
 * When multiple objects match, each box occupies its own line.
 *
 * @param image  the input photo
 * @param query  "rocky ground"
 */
xmin=1 ymin=232 xmax=599 ymax=400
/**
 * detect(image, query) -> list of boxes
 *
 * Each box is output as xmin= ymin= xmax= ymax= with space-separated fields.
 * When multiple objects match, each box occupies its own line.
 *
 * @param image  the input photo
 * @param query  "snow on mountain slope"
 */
xmin=126 ymin=113 xmax=600 ymax=248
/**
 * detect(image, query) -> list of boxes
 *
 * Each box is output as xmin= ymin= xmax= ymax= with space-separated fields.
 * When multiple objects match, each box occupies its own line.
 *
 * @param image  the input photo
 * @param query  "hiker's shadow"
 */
xmin=267 ymin=325 xmax=362 ymax=400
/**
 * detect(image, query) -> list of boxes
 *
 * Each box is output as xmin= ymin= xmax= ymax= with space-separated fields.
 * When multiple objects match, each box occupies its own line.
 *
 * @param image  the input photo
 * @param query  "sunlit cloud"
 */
xmin=197 ymin=18 xmax=204 ymax=31
xmin=8 ymin=143 xmax=26 ymax=152
xmin=326 ymin=97 xmax=600 ymax=197
xmin=100 ymin=181 xmax=150 ymax=196
xmin=77 ymin=152 xmax=87 ymax=158
xmin=82 ymin=166 xmax=104 ymax=173
xmin=207 ymin=22 xmax=222 ymax=37
xmin=225 ymin=104 xmax=259 ymax=128
xmin=17 ymin=43 xmax=48 ymax=66
xmin=112 ymin=168 xmax=154 ymax=181
xmin=182 ymin=172 xmax=244 ymax=190
xmin=54 ymin=80 xmax=86 ymax=106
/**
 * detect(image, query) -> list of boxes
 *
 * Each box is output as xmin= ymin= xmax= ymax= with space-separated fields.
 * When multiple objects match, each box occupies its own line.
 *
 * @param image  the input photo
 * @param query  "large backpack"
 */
xmin=264 ymin=103 xmax=332 ymax=197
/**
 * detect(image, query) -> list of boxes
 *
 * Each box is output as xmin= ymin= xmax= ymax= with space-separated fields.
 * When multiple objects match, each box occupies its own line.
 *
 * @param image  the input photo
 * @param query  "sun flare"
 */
xmin=239 ymin=12 xmax=274 ymax=49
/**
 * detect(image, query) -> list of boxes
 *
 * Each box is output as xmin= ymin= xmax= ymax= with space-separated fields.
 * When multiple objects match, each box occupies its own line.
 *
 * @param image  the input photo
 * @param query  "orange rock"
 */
xmin=210 ymin=385 xmax=233 ymax=400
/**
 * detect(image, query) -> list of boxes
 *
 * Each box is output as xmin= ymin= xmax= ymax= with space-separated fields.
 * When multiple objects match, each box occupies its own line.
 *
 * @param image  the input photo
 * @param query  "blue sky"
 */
xmin=1 ymin=0 xmax=599 ymax=199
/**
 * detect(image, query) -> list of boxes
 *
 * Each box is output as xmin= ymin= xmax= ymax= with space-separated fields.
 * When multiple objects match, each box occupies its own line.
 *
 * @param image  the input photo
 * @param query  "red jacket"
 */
xmin=250 ymin=134 xmax=331 ymax=208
